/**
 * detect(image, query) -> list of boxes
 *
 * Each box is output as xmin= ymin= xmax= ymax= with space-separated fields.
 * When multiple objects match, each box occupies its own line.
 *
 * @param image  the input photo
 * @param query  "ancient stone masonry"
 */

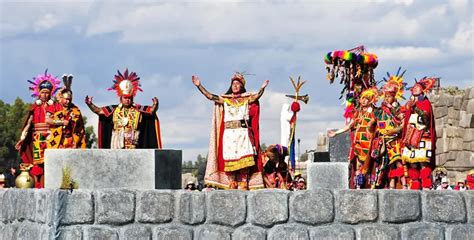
xmin=430 ymin=87 xmax=474 ymax=181
xmin=1 ymin=189 xmax=473 ymax=240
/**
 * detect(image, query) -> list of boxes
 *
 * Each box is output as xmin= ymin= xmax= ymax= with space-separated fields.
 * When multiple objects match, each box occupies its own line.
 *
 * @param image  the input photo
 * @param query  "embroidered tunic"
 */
xmin=222 ymin=97 xmax=256 ymax=172
xmin=111 ymin=106 xmax=142 ymax=149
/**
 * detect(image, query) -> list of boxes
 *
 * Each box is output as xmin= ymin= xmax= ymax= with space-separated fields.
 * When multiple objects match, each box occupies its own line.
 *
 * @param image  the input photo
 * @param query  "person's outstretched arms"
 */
xmin=192 ymin=75 xmax=224 ymax=104
xmin=250 ymin=79 xmax=269 ymax=102
xmin=85 ymin=95 xmax=105 ymax=115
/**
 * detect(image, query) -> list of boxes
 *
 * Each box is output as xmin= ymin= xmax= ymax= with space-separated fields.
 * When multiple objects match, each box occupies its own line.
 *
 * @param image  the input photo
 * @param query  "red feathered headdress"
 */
xmin=108 ymin=68 xmax=142 ymax=97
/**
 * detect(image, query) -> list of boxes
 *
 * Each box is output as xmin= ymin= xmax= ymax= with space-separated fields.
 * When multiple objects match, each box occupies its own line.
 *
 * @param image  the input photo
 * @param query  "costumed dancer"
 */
xmin=47 ymin=74 xmax=87 ymax=149
xmin=85 ymin=69 xmax=162 ymax=149
xmin=328 ymin=87 xmax=378 ymax=189
xmin=15 ymin=70 xmax=62 ymax=188
xmin=372 ymin=69 xmax=407 ymax=189
xmin=401 ymin=77 xmax=437 ymax=190
xmin=192 ymin=73 xmax=269 ymax=190
xmin=262 ymin=144 xmax=291 ymax=189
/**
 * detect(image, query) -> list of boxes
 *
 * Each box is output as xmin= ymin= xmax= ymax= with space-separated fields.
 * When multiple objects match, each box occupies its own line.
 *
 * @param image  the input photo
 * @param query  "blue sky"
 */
xmin=1 ymin=0 xmax=473 ymax=161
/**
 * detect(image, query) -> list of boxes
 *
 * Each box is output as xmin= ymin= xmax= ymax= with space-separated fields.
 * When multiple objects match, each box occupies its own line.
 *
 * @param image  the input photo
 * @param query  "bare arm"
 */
xmin=192 ymin=75 xmax=223 ymax=104
xmin=249 ymin=79 xmax=269 ymax=103
xmin=327 ymin=119 xmax=354 ymax=137
xmin=85 ymin=95 xmax=105 ymax=115
xmin=15 ymin=115 xmax=33 ymax=150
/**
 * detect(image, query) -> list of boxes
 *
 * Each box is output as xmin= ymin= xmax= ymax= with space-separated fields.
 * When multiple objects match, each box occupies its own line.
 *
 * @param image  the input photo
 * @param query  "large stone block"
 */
xmin=207 ymin=190 xmax=246 ymax=227
xmin=178 ymin=191 xmax=206 ymax=225
xmin=423 ymin=191 xmax=466 ymax=223
xmin=153 ymin=224 xmax=193 ymax=240
xmin=400 ymin=223 xmax=444 ymax=240
xmin=44 ymin=149 xmax=182 ymax=189
xmin=335 ymin=190 xmax=377 ymax=224
xmin=379 ymin=190 xmax=420 ymax=223
xmin=15 ymin=189 xmax=36 ymax=222
xmin=136 ymin=190 xmax=173 ymax=223
xmin=309 ymin=225 xmax=355 ymax=240
xmin=459 ymin=111 xmax=473 ymax=128
xmin=268 ymin=224 xmax=309 ymax=240
xmin=446 ymin=126 xmax=461 ymax=138
xmin=434 ymin=106 xmax=448 ymax=118
xmin=448 ymin=107 xmax=460 ymax=120
xmin=463 ymin=129 xmax=474 ymax=142
xmin=16 ymin=223 xmax=41 ymax=240
xmin=0 ymin=191 xmax=5 ymax=222
xmin=248 ymin=190 xmax=289 ymax=227
xmin=0 ymin=223 xmax=19 ymax=240
xmin=232 ymin=224 xmax=267 ymax=240
xmin=60 ymin=190 xmax=94 ymax=225
xmin=328 ymin=131 xmax=351 ymax=162
xmin=290 ymin=190 xmax=334 ymax=225
xmin=119 ymin=225 xmax=151 ymax=240
xmin=358 ymin=225 xmax=399 ymax=240
xmin=83 ymin=225 xmax=118 ymax=240
xmin=454 ymin=95 xmax=463 ymax=110
xmin=307 ymin=162 xmax=349 ymax=190
xmin=467 ymin=99 xmax=474 ymax=114
xmin=95 ymin=189 xmax=135 ymax=224
xmin=446 ymin=225 xmax=474 ymax=240
xmin=35 ymin=189 xmax=56 ymax=224
xmin=448 ymin=137 xmax=463 ymax=151
xmin=194 ymin=224 xmax=232 ymax=240
xmin=58 ymin=226 xmax=83 ymax=240
xmin=463 ymin=191 xmax=474 ymax=224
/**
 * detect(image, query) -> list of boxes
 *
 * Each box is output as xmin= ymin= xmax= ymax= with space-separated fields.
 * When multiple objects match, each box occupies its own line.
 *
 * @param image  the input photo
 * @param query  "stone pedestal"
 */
xmin=307 ymin=162 xmax=349 ymax=190
xmin=328 ymin=131 xmax=350 ymax=162
xmin=44 ymin=149 xmax=182 ymax=189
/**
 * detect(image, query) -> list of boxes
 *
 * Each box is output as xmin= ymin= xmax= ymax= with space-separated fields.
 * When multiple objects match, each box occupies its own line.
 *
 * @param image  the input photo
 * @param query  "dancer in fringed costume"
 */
xmin=328 ymin=88 xmax=378 ymax=189
xmin=401 ymin=77 xmax=437 ymax=190
xmin=192 ymin=73 xmax=269 ymax=190
xmin=372 ymin=69 xmax=407 ymax=189
xmin=85 ymin=69 xmax=162 ymax=149
xmin=15 ymin=70 xmax=62 ymax=188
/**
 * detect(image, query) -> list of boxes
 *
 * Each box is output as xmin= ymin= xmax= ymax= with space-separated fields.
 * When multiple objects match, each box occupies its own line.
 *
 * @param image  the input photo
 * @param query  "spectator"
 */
xmin=295 ymin=178 xmax=307 ymax=190
xmin=184 ymin=181 xmax=197 ymax=191
xmin=433 ymin=167 xmax=447 ymax=190
xmin=435 ymin=177 xmax=452 ymax=190
xmin=4 ymin=158 xmax=20 ymax=188
xmin=263 ymin=144 xmax=292 ymax=189
xmin=453 ymin=179 xmax=467 ymax=191
xmin=202 ymin=184 xmax=215 ymax=192
xmin=466 ymin=169 xmax=474 ymax=190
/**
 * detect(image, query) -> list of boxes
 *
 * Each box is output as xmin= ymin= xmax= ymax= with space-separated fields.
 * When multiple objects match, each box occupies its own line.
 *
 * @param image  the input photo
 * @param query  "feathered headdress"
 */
xmin=231 ymin=72 xmax=247 ymax=87
xmin=413 ymin=77 xmax=438 ymax=93
xmin=108 ymin=68 xmax=142 ymax=97
xmin=28 ymin=69 xmax=61 ymax=98
xmin=381 ymin=67 xmax=407 ymax=100
xmin=57 ymin=74 xmax=74 ymax=99
xmin=360 ymin=87 xmax=379 ymax=104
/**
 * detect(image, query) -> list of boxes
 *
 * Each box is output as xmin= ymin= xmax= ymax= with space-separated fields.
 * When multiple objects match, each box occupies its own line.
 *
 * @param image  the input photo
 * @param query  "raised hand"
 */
xmin=261 ymin=79 xmax=269 ymax=89
xmin=327 ymin=130 xmax=336 ymax=138
xmin=85 ymin=95 xmax=94 ymax=105
xmin=192 ymin=75 xmax=201 ymax=87
xmin=152 ymin=97 xmax=159 ymax=106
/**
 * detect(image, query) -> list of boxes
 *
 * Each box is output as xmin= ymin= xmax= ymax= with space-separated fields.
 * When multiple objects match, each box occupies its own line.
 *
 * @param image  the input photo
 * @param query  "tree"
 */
xmin=82 ymin=116 xmax=97 ymax=148
xmin=194 ymin=154 xmax=207 ymax=182
xmin=299 ymin=152 xmax=309 ymax=162
xmin=0 ymin=98 xmax=30 ymax=173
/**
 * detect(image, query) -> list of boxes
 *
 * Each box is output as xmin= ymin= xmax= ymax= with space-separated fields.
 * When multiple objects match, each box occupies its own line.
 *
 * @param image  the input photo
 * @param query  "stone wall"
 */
xmin=430 ymin=87 xmax=474 ymax=181
xmin=1 ymin=189 xmax=472 ymax=240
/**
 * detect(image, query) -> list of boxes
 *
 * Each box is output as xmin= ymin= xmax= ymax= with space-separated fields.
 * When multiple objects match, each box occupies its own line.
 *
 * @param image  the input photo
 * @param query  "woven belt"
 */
xmin=33 ymin=123 xmax=49 ymax=133
xmin=224 ymin=120 xmax=249 ymax=129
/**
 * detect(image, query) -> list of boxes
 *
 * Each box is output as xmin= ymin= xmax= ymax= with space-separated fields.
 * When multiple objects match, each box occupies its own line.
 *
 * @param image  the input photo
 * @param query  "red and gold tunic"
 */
xmin=350 ymin=107 xmax=376 ymax=163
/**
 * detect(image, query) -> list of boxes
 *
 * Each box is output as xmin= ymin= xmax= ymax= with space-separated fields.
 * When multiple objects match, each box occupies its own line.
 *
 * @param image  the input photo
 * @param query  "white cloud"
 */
xmin=447 ymin=20 xmax=474 ymax=54
xmin=33 ymin=13 xmax=60 ymax=32
xmin=373 ymin=46 xmax=442 ymax=61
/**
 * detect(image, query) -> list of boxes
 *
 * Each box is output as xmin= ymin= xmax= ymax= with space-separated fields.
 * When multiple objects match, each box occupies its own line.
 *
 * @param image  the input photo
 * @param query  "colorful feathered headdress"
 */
xmin=231 ymin=72 xmax=247 ymax=87
xmin=381 ymin=67 xmax=407 ymax=100
xmin=108 ymin=68 xmax=142 ymax=97
xmin=360 ymin=87 xmax=379 ymax=104
xmin=411 ymin=77 xmax=438 ymax=93
xmin=28 ymin=69 xmax=61 ymax=98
